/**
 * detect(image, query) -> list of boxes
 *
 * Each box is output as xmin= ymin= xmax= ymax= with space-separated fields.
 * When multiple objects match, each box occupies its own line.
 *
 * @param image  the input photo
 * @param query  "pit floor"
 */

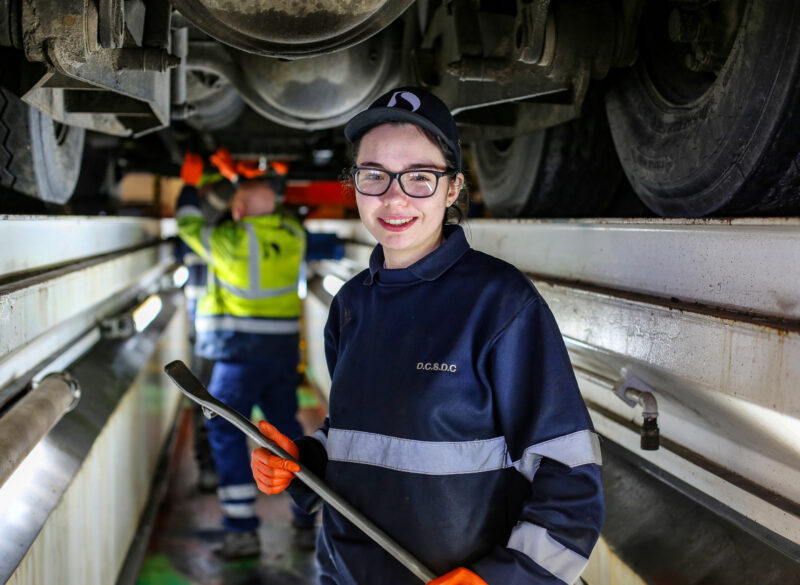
xmin=133 ymin=397 xmax=327 ymax=585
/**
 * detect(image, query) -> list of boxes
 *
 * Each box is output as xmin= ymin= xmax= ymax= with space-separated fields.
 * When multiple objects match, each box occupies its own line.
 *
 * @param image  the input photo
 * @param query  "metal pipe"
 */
xmin=571 ymin=365 xmax=616 ymax=390
xmin=624 ymin=387 xmax=658 ymax=418
xmin=111 ymin=48 xmax=181 ymax=72
xmin=170 ymin=25 xmax=188 ymax=106
xmin=623 ymin=387 xmax=659 ymax=450
xmin=0 ymin=372 xmax=81 ymax=488
xmin=572 ymin=364 xmax=660 ymax=450
xmin=170 ymin=11 xmax=192 ymax=29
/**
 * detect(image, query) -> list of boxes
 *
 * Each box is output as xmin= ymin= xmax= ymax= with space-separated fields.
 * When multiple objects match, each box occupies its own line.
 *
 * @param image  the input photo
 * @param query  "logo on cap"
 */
xmin=386 ymin=91 xmax=421 ymax=112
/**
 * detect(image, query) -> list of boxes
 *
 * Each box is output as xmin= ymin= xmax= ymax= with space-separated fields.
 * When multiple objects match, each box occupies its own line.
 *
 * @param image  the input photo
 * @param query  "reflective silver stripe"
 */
xmin=206 ymin=190 xmax=228 ymax=211
xmin=312 ymin=429 xmax=329 ymax=451
xmin=516 ymin=454 xmax=543 ymax=483
xmin=184 ymin=284 xmax=206 ymax=300
xmin=326 ymin=429 xmax=599 ymax=479
xmin=213 ymin=274 xmax=297 ymax=299
xmin=244 ymin=222 xmax=262 ymax=296
xmin=327 ymin=429 xmax=508 ymax=475
xmin=202 ymin=226 xmax=215 ymax=267
xmin=176 ymin=205 xmax=202 ymax=219
xmin=218 ymin=484 xmax=257 ymax=501
xmin=513 ymin=430 xmax=602 ymax=482
xmin=222 ymin=502 xmax=256 ymax=519
xmin=507 ymin=522 xmax=588 ymax=584
xmin=195 ymin=315 xmax=299 ymax=334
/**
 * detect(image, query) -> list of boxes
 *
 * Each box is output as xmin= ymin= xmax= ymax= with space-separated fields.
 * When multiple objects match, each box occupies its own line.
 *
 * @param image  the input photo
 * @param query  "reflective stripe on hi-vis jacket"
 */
xmin=195 ymin=315 xmax=300 ymax=335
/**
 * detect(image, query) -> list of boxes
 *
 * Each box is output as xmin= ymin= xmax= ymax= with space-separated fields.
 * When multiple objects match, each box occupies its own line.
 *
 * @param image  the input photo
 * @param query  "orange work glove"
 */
xmin=428 ymin=567 xmax=488 ymax=585
xmin=181 ymin=152 xmax=204 ymax=186
xmin=209 ymin=147 xmax=238 ymax=182
xmin=269 ymin=160 xmax=289 ymax=176
xmin=235 ymin=159 xmax=268 ymax=179
xmin=250 ymin=421 xmax=301 ymax=495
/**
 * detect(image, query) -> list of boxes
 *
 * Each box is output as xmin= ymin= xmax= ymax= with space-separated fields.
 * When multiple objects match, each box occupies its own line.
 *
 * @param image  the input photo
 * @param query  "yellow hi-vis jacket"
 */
xmin=176 ymin=195 xmax=306 ymax=361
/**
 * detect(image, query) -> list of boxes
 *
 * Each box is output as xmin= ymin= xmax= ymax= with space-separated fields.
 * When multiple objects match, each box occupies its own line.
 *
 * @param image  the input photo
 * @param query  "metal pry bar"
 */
xmin=163 ymin=360 xmax=436 ymax=583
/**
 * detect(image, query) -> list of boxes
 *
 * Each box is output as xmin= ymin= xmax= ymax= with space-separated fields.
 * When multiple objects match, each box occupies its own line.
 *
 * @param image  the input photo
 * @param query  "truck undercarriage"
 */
xmin=1 ymin=0 xmax=798 ymax=217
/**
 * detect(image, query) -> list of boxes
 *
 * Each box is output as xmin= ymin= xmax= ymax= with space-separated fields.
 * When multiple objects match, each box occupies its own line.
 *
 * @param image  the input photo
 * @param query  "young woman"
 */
xmin=251 ymin=87 xmax=604 ymax=585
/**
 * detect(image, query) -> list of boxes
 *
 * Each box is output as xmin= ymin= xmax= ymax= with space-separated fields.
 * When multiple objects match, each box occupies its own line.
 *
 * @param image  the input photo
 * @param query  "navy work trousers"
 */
xmin=206 ymin=353 xmax=306 ymax=532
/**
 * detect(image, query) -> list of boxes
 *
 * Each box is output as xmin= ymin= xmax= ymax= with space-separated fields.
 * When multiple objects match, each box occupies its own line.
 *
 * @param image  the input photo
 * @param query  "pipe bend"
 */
xmin=624 ymin=387 xmax=658 ymax=418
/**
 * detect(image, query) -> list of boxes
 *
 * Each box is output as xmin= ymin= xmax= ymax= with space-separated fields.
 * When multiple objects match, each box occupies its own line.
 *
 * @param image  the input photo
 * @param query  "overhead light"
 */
xmin=132 ymin=295 xmax=163 ymax=332
xmin=312 ymin=149 xmax=334 ymax=165
xmin=322 ymin=274 xmax=344 ymax=296
xmin=173 ymin=265 xmax=190 ymax=288
xmin=101 ymin=293 xmax=165 ymax=339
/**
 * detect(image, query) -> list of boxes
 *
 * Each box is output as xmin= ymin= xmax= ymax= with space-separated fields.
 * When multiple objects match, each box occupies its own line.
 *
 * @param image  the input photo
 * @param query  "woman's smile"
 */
xmin=378 ymin=216 xmax=418 ymax=231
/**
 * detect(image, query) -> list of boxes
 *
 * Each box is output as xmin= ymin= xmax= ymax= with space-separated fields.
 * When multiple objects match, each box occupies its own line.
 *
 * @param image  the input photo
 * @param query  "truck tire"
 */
xmin=0 ymin=88 xmax=85 ymax=205
xmin=606 ymin=0 xmax=800 ymax=217
xmin=68 ymin=139 xmax=121 ymax=215
xmin=472 ymin=93 xmax=623 ymax=218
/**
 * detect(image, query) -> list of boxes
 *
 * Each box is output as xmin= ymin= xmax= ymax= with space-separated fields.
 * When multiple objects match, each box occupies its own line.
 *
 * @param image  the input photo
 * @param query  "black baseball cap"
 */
xmin=344 ymin=86 xmax=462 ymax=171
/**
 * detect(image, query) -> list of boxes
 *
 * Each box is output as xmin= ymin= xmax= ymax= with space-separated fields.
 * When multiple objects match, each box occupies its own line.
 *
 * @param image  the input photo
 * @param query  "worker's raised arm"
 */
xmin=471 ymin=295 xmax=604 ymax=584
xmin=175 ymin=185 xmax=210 ymax=260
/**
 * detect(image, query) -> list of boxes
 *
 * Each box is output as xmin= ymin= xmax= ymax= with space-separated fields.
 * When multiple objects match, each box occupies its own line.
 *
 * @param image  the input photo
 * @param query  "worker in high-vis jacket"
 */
xmin=176 ymin=178 xmax=314 ymax=558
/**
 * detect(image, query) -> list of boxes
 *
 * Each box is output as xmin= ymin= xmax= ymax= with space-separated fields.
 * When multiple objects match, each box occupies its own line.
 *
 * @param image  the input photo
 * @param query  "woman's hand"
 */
xmin=427 ymin=567 xmax=487 ymax=585
xmin=250 ymin=421 xmax=300 ymax=494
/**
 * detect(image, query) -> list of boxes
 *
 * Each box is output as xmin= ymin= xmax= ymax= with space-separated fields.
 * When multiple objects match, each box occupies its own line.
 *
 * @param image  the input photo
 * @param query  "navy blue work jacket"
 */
xmin=291 ymin=225 xmax=604 ymax=585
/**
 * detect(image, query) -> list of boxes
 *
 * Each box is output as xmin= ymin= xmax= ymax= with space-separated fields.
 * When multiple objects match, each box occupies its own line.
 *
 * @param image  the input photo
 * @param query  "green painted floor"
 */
xmin=134 ymin=402 xmax=325 ymax=585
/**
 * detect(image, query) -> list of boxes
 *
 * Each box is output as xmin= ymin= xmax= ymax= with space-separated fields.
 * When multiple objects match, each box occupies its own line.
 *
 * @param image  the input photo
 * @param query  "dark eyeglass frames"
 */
xmin=350 ymin=167 xmax=457 ymax=198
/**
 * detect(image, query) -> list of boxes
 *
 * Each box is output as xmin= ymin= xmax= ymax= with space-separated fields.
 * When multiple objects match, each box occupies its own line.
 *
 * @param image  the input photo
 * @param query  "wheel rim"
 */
xmin=29 ymin=109 xmax=85 ymax=204
xmin=472 ymin=133 xmax=544 ymax=218
xmin=640 ymin=0 xmax=745 ymax=106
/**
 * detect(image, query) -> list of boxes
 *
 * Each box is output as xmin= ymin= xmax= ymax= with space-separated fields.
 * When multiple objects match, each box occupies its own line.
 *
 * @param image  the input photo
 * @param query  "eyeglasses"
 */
xmin=350 ymin=167 xmax=456 ymax=198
